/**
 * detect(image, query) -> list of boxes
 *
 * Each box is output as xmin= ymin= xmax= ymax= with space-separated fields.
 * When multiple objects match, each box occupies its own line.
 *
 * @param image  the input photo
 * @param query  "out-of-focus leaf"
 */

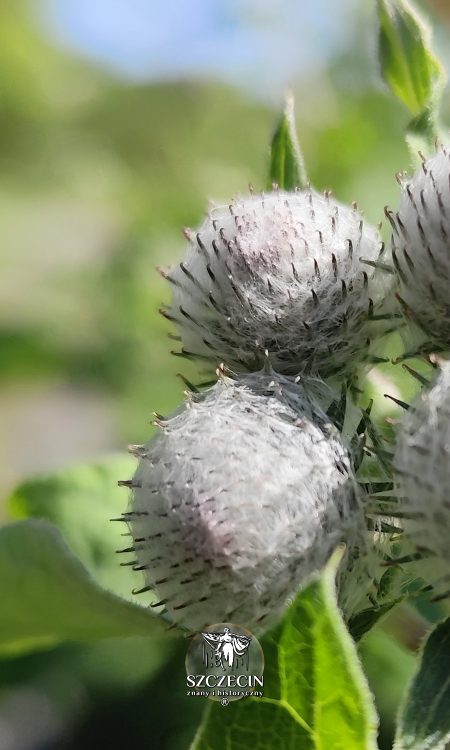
xmin=349 ymin=599 xmax=402 ymax=642
xmin=267 ymin=93 xmax=307 ymax=191
xmin=191 ymin=549 xmax=379 ymax=750
xmin=0 ymin=520 xmax=165 ymax=657
xmin=395 ymin=616 xmax=450 ymax=750
xmin=377 ymin=0 xmax=444 ymax=117
xmin=360 ymin=628 xmax=416 ymax=750
xmin=8 ymin=455 xmax=144 ymax=601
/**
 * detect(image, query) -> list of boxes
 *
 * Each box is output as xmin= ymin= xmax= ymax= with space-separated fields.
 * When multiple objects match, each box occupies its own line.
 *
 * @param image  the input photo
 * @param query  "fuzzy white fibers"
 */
xmin=390 ymin=146 xmax=450 ymax=348
xmin=394 ymin=361 xmax=450 ymax=594
xmin=126 ymin=371 xmax=364 ymax=633
xmin=163 ymin=190 xmax=388 ymax=377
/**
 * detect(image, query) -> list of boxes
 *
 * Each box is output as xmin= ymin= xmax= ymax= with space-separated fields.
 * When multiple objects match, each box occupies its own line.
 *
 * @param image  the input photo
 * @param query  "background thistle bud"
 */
xmin=389 ymin=146 xmax=450 ymax=349
xmin=394 ymin=360 xmax=450 ymax=596
xmin=162 ymin=190 xmax=389 ymax=377
xmin=124 ymin=370 xmax=363 ymax=633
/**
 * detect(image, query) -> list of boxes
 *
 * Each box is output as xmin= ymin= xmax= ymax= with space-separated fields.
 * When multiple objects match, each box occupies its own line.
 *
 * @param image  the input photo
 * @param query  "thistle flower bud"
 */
xmin=394 ymin=360 xmax=450 ymax=594
xmin=123 ymin=370 xmax=363 ymax=633
xmin=162 ymin=190 xmax=388 ymax=377
xmin=389 ymin=146 xmax=450 ymax=349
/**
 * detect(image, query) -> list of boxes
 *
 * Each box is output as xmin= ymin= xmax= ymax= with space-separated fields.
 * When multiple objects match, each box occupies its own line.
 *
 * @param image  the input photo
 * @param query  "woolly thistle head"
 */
xmin=121 ymin=369 xmax=367 ymax=634
xmin=389 ymin=146 xmax=450 ymax=350
xmin=394 ymin=359 xmax=450 ymax=597
xmin=161 ymin=190 xmax=390 ymax=378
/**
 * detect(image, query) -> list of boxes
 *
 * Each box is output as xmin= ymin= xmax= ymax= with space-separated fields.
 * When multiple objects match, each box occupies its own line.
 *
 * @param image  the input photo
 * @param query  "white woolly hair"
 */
xmin=394 ymin=360 xmax=450 ymax=595
xmin=161 ymin=189 xmax=389 ymax=377
xmin=126 ymin=370 xmax=365 ymax=634
xmin=389 ymin=146 xmax=450 ymax=348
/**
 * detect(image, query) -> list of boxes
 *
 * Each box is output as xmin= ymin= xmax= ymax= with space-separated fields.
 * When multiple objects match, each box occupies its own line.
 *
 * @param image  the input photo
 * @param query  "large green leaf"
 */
xmin=0 ymin=519 xmax=165 ymax=657
xmin=8 ymin=455 xmax=144 ymax=601
xmin=395 ymin=616 xmax=450 ymax=750
xmin=377 ymin=0 xmax=444 ymax=117
xmin=191 ymin=551 xmax=379 ymax=750
xmin=267 ymin=93 xmax=307 ymax=191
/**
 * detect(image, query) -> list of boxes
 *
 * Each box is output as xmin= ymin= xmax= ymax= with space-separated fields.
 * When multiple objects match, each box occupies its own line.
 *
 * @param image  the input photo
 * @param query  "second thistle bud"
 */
xmin=124 ymin=370 xmax=364 ymax=633
xmin=389 ymin=146 xmax=450 ymax=349
xmin=394 ymin=360 xmax=450 ymax=595
xmin=162 ymin=190 xmax=389 ymax=377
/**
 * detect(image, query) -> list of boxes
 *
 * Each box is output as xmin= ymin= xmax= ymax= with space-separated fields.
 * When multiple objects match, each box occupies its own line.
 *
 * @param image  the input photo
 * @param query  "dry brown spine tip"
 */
xmin=128 ymin=444 xmax=147 ymax=457
xmin=118 ymin=479 xmax=142 ymax=488
xmin=429 ymin=353 xmax=445 ymax=367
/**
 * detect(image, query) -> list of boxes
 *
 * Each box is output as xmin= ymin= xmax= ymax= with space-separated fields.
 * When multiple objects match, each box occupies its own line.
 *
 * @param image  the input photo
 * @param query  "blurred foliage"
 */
xmin=8 ymin=455 xmax=142 ymax=599
xmin=0 ymin=518 xmax=167 ymax=655
xmin=0 ymin=1 xmax=415 ymax=446
xmin=360 ymin=629 xmax=416 ymax=750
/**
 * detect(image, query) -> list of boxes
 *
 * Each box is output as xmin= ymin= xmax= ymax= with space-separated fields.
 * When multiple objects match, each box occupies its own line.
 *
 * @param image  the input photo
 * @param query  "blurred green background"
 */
xmin=1 ymin=1 xmax=449 ymax=748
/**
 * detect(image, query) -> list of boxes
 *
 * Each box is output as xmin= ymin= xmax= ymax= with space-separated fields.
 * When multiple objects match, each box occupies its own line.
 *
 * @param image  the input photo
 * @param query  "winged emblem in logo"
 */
xmin=201 ymin=627 xmax=251 ymax=671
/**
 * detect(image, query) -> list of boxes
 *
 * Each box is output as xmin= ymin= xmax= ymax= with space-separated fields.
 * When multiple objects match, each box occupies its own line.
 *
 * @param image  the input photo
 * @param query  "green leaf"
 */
xmin=0 ymin=519 xmax=165 ymax=657
xmin=395 ymin=616 xmax=450 ymax=750
xmin=361 ymin=629 xmax=417 ymax=747
xmin=191 ymin=549 xmax=379 ymax=750
xmin=377 ymin=0 xmax=444 ymax=117
xmin=349 ymin=599 xmax=402 ymax=643
xmin=8 ymin=455 xmax=143 ymax=601
xmin=267 ymin=93 xmax=308 ymax=191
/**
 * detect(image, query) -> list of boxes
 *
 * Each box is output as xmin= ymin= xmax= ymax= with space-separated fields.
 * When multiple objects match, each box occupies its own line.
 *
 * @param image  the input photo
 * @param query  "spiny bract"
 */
xmin=389 ymin=146 xmax=450 ymax=349
xmin=125 ymin=370 xmax=364 ymax=633
xmin=394 ymin=359 xmax=450 ymax=596
xmin=162 ymin=190 xmax=389 ymax=377
xmin=338 ymin=529 xmax=399 ymax=624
